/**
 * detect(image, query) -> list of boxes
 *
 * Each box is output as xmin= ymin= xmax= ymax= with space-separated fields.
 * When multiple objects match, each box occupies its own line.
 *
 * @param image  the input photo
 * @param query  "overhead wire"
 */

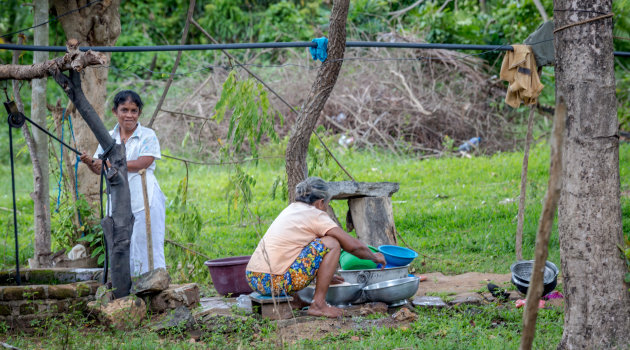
xmin=0 ymin=39 xmax=552 ymax=53
xmin=2 ymin=38 xmax=628 ymax=57
xmin=99 ymin=39 xmax=555 ymax=79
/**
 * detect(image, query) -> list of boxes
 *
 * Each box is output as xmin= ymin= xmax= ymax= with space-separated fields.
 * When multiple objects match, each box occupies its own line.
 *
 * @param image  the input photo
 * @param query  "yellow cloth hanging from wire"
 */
xmin=499 ymin=44 xmax=544 ymax=108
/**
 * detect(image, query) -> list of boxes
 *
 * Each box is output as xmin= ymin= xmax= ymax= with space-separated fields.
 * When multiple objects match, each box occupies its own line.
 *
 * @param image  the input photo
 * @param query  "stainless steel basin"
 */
xmin=297 ymin=283 xmax=363 ymax=307
xmin=338 ymin=265 xmax=409 ymax=285
xmin=363 ymin=276 xmax=420 ymax=306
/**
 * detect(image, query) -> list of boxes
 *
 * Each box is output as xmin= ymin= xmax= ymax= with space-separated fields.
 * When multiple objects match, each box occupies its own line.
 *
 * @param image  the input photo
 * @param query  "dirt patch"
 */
xmin=416 ymin=272 xmax=512 ymax=296
xmin=276 ymin=314 xmax=411 ymax=343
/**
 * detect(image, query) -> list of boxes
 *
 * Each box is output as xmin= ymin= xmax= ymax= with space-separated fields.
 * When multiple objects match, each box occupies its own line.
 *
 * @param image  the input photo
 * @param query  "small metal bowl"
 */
xmin=363 ymin=276 xmax=420 ymax=306
xmin=297 ymin=283 xmax=363 ymax=307
xmin=510 ymin=260 xmax=559 ymax=296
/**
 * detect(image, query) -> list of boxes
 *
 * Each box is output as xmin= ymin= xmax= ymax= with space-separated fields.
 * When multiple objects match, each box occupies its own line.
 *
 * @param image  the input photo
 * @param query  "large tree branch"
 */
xmin=0 ymin=40 xmax=107 ymax=81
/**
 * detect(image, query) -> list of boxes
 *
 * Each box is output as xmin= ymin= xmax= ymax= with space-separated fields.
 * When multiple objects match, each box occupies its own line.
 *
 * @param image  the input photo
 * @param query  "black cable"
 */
xmin=0 ymin=0 xmax=103 ymax=39
xmin=22 ymin=115 xmax=81 ymax=155
xmin=0 ymin=42 xmax=316 ymax=53
xmin=0 ymin=41 xmax=521 ymax=52
xmin=8 ymin=121 xmax=21 ymax=285
xmin=1 ymin=40 xmax=629 ymax=57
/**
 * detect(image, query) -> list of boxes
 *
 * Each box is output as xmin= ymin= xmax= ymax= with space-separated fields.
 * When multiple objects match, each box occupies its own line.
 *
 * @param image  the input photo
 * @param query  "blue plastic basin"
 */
xmin=378 ymin=245 xmax=418 ymax=267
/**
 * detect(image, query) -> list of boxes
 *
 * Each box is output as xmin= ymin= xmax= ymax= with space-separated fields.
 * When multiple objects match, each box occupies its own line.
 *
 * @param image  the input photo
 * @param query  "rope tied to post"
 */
xmin=553 ymin=13 xmax=614 ymax=34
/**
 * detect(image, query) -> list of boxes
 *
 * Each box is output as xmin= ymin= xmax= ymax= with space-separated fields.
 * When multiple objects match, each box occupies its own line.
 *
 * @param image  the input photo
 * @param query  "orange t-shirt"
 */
xmin=246 ymin=202 xmax=339 ymax=275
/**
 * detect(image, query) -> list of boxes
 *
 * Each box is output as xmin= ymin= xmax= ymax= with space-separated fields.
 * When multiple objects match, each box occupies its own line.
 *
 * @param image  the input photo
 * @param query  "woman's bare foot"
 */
xmin=307 ymin=300 xmax=343 ymax=318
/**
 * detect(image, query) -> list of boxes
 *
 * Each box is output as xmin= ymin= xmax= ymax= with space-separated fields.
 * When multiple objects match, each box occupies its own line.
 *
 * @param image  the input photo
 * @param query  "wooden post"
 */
xmin=139 ymin=169 xmax=154 ymax=271
xmin=348 ymin=197 xmax=397 ymax=247
xmin=515 ymin=107 xmax=535 ymax=260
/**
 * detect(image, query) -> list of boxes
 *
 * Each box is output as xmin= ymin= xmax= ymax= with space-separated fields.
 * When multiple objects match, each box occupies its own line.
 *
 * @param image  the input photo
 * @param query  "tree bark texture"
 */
xmin=51 ymin=0 xmax=121 ymax=211
xmin=285 ymin=0 xmax=350 ymax=202
xmin=30 ymin=0 xmax=52 ymax=268
xmin=554 ymin=0 xmax=630 ymax=348
xmin=520 ymin=100 xmax=565 ymax=350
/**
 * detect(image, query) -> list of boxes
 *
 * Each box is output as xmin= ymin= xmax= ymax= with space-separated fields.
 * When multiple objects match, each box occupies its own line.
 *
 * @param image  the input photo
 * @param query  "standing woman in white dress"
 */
xmin=80 ymin=90 xmax=166 ymax=277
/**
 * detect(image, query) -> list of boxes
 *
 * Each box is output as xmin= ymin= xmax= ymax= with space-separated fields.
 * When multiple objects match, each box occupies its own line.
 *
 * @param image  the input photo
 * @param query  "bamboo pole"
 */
xmin=139 ymin=169 xmax=154 ymax=271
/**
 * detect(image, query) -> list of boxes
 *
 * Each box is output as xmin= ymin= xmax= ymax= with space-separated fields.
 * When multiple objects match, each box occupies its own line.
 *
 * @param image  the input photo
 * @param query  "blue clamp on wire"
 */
xmin=309 ymin=37 xmax=328 ymax=62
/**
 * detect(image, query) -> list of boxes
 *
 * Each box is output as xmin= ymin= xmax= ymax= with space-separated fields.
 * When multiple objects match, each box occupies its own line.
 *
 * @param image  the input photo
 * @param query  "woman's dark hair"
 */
xmin=295 ymin=177 xmax=331 ymax=205
xmin=112 ymin=90 xmax=144 ymax=111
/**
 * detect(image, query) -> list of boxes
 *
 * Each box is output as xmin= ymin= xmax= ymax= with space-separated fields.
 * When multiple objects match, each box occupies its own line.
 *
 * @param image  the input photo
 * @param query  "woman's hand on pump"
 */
xmin=80 ymin=152 xmax=101 ymax=174
xmin=79 ymin=152 xmax=93 ymax=165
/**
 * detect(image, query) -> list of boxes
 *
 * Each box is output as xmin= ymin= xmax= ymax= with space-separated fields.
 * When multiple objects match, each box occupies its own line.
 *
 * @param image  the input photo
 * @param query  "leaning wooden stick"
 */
xmin=138 ymin=169 xmax=154 ymax=271
xmin=519 ymin=98 xmax=566 ymax=350
xmin=515 ymin=106 xmax=535 ymax=261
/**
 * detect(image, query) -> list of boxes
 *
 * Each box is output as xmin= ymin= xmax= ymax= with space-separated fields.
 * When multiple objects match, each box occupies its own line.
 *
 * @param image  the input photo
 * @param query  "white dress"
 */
xmin=95 ymin=122 xmax=166 ymax=276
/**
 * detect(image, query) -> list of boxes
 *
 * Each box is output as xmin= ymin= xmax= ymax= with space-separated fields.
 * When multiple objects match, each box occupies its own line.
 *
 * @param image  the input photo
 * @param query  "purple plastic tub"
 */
xmin=204 ymin=256 xmax=253 ymax=296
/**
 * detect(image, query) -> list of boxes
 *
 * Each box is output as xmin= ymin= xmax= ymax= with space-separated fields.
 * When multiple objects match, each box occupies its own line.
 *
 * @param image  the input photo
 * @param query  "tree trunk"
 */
xmin=10 ymin=38 xmax=47 ymax=270
xmin=554 ymin=0 xmax=630 ymax=348
xmin=285 ymin=0 xmax=350 ymax=202
xmin=30 ymin=0 xmax=52 ymax=268
xmin=51 ymin=0 xmax=121 ymax=211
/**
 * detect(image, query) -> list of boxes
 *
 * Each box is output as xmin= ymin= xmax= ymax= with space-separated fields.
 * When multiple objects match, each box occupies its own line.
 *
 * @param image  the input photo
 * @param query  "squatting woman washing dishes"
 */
xmin=246 ymin=177 xmax=386 ymax=318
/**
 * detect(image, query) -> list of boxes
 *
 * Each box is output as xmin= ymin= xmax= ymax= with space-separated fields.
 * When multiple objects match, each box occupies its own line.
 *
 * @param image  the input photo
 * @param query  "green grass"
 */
xmin=295 ymin=306 xmax=564 ymax=350
xmin=0 ymin=304 xmax=563 ymax=349
xmin=2 ymin=141 xmax=630 ymax=348
xmin=3 ymin=141 xmax=630 ymax=277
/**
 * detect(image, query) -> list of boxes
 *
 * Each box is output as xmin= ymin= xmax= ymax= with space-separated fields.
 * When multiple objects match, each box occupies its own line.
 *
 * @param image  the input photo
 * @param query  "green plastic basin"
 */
xmin=339 ymin=246 xmax=379 ymax=270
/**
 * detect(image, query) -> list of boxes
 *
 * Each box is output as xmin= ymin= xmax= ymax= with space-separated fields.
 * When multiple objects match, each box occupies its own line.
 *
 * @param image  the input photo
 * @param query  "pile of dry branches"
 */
xmin=142 ymin=34 xmax=520 ymax=159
